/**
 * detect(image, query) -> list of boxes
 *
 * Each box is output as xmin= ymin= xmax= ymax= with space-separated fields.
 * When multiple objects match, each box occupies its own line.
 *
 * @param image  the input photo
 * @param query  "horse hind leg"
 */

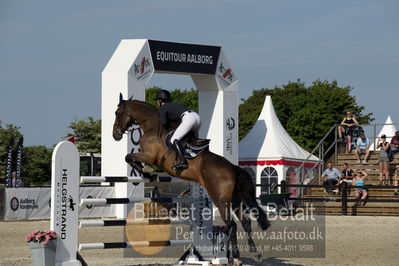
xmin=213 ymin=199 xmax=240 ymax=259
xmin=240 ymin=210 xmax=258 ymax=253
xmin=235 ymin=167 xmax=270 ymax=231
xmin=232 ymin=200 xmax=258 ymax=254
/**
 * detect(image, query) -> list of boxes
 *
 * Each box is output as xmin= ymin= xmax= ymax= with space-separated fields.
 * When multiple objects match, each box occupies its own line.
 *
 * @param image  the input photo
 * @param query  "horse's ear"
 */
xmin=119 ymin=93 xmax=123 ymax=103
xmin=128 ymin=95 xmax=133 ymax=101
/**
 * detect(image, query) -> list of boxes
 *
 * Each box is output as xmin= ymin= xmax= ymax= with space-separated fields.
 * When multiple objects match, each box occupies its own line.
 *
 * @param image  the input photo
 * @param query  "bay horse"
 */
xmin=112 ymin=94 xmax=270 ymax=258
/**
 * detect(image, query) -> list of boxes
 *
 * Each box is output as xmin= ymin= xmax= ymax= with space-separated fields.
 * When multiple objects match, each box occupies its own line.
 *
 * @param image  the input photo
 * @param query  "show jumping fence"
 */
xmin=50 ymin=141 xmax=228 ymax=266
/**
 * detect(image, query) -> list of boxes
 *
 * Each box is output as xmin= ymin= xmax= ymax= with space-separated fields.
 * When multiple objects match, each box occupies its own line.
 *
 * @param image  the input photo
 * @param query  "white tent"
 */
xmin=370 ymin=116 xmax=397 ymax=151
xmin=239 ymin=96 xmax=320 ymax=197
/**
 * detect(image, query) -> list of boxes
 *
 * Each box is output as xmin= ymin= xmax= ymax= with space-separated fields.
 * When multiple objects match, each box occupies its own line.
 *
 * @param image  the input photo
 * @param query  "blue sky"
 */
xmin=0 ymin=0 xmax=398 ymax=146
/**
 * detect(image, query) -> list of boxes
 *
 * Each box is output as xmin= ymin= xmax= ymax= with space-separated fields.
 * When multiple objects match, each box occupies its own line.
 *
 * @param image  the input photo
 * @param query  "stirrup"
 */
xmin=172 ymin=162 xmax=188 ymax=170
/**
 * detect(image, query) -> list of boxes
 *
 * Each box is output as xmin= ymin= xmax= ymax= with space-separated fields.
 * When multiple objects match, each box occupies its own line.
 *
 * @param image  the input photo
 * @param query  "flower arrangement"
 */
xmin=26 ymin=230 xmax=57 ymax=244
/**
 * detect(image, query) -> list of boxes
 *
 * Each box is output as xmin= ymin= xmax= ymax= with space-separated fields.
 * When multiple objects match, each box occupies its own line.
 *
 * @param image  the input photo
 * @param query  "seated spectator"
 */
xmin=338 ymin=111 xmax=359 ymax=153
xmin=352 ymin=170 xmax=368 ymax=206
xmin=338 ymin=163 xmax=353 ymax=194
xmin=321 ymin=162 xmax=340 ymax=194
xmin=391 ymin=131 xmax=399 ymax=153
xmin=354 ymin=132 xmax=371 ymax=164
xmin=394 ymin=164 xmax=399 ymax=195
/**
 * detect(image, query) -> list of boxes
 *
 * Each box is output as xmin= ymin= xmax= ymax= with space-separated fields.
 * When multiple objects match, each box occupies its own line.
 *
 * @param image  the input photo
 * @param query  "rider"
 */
xmin=154 ymin=89 xmax=201 ymax=170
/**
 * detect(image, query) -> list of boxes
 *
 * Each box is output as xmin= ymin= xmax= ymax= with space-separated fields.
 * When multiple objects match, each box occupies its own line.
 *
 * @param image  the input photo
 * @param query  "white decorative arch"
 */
xmin=102 ymin=39 xmax=239 ymax=217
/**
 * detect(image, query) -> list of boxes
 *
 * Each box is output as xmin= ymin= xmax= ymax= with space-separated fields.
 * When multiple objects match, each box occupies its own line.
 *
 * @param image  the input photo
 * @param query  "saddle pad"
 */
xmin=164 ymin=131 xmax=209 ymax=159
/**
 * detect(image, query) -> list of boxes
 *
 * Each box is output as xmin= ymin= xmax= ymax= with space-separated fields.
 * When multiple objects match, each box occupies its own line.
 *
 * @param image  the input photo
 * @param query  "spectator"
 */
xmin=338 ymin=111 xmax=359 ymax=153
xmin=354 ymin=132 xmax=371 ymax=164
xmin=352 ymin=170 xmax=368 ymax=206
xmin=11 ymin=172 xmax=24 ymax=188
xmin=391 ymin=131 xmax=399 ymax=153
xmin=377 ymin=135 xmax=391 ymax=186
xmin=394 ymin=164 xmax=399 ymax=195
xmin=338 ymin=163 xmax=353 ymax=194
xmin=321 ymin=162 xmax=340 ymax=194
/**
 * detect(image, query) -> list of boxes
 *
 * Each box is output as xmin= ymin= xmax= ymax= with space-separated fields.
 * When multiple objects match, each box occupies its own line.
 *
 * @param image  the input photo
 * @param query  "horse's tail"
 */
xmin=234 ymin=166 xmax=270 ymax=230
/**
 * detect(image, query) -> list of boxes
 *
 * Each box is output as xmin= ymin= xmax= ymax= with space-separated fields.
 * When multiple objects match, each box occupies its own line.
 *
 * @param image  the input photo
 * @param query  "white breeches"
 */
xmin=171 ymin=111 xmax=201 ymax=143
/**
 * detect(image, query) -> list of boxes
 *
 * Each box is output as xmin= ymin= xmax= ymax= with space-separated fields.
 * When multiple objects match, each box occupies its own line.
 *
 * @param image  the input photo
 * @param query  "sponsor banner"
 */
xmin=148 ymin=40 xmax=221 ymax=75
xmin=16 ymin=137 xmax=23 ymax=180
xmin=223 ymin=91 xmax=239 ymax=164
xmin=5 ymin=187 xmax=50 ymax=220
xmin=216 ymin=50 xmax=238 ymax=89
xmin=132 ymin=42 xmax=154 ymax=84
xmin=5 ymin=137 xmax=14 ymax=187
xmin=4 ymin=187 xmax=116 ymax=220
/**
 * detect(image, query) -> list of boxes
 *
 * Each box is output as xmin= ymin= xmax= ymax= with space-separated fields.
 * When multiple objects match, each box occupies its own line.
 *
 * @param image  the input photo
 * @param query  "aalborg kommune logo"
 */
xmin=10 ymin=196 xmax=39 ymax=211
xmin=10 ymin=197 xmax=19 ymax=211
xmin=134 ymin=56 xmax=152 ymax=81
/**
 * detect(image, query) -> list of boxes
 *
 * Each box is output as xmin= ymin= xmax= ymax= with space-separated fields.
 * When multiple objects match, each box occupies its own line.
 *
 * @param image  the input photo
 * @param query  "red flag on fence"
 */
xmin=67 ymin=136 xmax=76 ymax=144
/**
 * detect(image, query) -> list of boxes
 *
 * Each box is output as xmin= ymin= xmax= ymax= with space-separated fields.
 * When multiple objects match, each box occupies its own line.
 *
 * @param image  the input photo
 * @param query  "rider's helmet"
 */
xmin=154 ymin=90 xmax=171 ymax=102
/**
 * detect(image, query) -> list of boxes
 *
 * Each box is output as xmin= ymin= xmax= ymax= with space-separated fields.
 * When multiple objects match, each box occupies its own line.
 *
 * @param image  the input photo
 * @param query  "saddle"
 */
xmin=164 ymin=131 xmax=210 ymax=159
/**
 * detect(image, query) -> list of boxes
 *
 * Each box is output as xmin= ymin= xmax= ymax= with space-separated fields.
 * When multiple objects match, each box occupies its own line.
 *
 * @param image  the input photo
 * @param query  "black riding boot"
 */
xmin=172 ymin=140 xmax=188 ymax=170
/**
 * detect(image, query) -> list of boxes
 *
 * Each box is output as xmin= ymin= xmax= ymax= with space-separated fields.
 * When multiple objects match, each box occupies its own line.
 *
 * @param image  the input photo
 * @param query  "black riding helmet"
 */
xmin=154 ymin=89 xmax=171 ymax=102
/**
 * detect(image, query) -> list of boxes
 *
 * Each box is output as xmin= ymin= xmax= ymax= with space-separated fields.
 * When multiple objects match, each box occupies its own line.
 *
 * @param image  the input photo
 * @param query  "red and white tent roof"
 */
xmin=239 ymin=95 xmax=319 ymax=165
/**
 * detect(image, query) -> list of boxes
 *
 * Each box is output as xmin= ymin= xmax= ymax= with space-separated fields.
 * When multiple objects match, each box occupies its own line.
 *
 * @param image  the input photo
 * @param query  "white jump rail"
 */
xmin=79 ymin=239 xmax=193 ymax=251
xmin=80 ymin=175 xmax=189 ymax=183
xmin=79 ymin=218 xmax=191 ymax=228
xmin=80 ymin=197 xmax=196 ymax=206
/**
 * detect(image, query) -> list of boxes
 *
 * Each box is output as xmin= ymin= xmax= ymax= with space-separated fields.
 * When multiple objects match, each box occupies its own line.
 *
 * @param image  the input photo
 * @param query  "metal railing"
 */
xmin=258 ymin=180 xmax=399 ymax=216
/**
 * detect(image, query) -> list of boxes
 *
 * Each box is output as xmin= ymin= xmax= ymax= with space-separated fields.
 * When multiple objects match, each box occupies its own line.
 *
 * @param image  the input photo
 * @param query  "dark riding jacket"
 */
xmin=159 ymin=102 xmax=189 ymax=128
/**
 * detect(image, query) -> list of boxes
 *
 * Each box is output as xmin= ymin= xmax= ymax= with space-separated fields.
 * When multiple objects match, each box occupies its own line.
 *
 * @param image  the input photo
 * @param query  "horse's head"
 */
xmin=113 ymin=93 xmax=134 ymax=141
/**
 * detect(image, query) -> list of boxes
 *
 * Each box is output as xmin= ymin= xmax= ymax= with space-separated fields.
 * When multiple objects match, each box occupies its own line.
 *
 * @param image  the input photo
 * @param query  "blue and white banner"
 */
xmin=16 ymin=137 xmax=23 ymax=181
xmin=5 ymin=137 xmax=14 ymax=188
xmin=4 ymin=187 xmax=116 ymax=220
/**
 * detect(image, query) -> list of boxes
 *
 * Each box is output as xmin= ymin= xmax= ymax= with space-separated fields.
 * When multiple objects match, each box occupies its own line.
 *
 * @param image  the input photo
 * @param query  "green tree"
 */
xmin=63 ymin=117 xmax=101 ymax=154
xmin=0 ymin=122 xmax=52 ymax=185
xmin=239 ymin=80 xmax=374 ymax=150
xmin=0 ymin=122 xmax=23 ymax=182
xmin=21 ymin=146 xmax=52 ymax=185
xmin=146 ymin=87 xmax=198 ymax=111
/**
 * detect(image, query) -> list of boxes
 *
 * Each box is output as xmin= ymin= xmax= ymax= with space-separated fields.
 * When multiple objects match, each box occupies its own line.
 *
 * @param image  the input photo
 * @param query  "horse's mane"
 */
xmin=129 ymin=99 xmax=160 ymax=113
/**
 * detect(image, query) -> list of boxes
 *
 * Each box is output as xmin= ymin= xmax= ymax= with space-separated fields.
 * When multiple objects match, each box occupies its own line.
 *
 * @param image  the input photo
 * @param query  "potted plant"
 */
xmin=26 ymin=230 xmax=57 ymax=266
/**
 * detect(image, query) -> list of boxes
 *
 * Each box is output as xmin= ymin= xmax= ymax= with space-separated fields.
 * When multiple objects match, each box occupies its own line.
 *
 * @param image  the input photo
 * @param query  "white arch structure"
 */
xmin=102 ymin=39 xmax=239 ymax=217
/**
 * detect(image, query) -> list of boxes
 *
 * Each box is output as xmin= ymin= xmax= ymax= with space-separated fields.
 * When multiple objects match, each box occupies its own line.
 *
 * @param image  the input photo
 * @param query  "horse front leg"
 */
xmin=125 ymin=152 xmax=154 ymax=177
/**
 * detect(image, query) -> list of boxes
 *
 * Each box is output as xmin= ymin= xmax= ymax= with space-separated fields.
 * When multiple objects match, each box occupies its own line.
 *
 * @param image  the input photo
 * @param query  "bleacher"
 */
xmin=302 ymin=151 xmax=399 ymax=216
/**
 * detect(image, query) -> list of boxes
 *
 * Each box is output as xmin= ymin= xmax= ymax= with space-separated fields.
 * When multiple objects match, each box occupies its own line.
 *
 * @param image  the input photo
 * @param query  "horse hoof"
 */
xmin=250 ymin=245 xmax=257 ymax=253
xmin=233 ymin=258 xmax=242 ymax=266
xmin=124 ymin=155 xmax=132 ymax=163
xmin=142 ymin=165 xmax=154 ymax=173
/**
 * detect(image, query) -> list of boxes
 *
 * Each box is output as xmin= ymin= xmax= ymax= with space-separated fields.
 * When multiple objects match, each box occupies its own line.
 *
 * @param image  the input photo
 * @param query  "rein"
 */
xmin=118 ymin=100 xmax=164 ymax=143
